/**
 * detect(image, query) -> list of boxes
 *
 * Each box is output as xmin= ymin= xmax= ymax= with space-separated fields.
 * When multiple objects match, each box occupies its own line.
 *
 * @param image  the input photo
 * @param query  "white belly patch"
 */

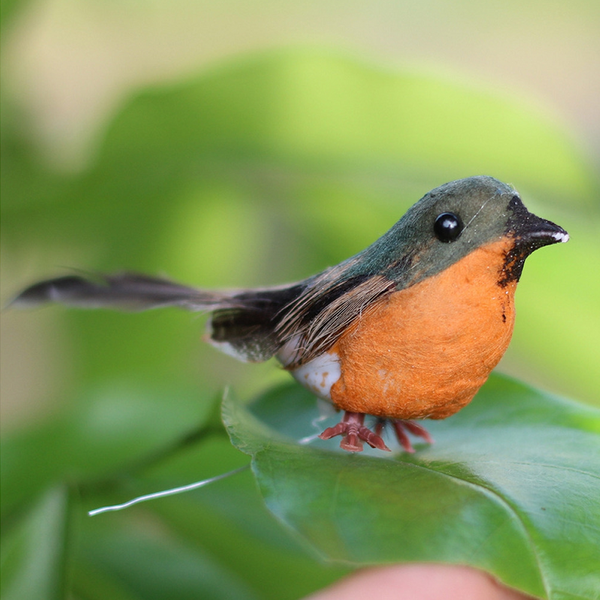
xmin=277 ymin=336 xmax=341 ymax=401
xmin=290 ymin=352 xmax=341 ymax=401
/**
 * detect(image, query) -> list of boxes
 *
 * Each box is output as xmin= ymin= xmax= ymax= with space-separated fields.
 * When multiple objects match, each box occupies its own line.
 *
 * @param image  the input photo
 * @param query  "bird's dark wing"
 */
xmin=207 ymin=283 xmax=306 ymax=362
xmin=274 ymin=265 xmax=396 ymax=367
xmin=9 ymin=272 xmax=239 ymax=311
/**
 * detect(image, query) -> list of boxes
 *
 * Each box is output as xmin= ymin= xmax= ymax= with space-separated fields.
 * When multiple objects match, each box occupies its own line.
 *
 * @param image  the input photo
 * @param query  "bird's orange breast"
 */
xmin=330 ymin=238 xmax=517 ymax=419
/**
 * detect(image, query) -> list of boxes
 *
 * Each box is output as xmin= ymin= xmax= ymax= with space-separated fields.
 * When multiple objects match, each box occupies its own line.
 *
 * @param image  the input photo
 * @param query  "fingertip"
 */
xmin=304 ymin=564 xmax=534 ymax=600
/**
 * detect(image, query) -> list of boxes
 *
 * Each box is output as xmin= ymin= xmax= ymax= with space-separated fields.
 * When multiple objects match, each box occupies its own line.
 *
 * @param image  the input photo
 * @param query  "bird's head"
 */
xmin=352 ymin=176 xmax=568 ymax=288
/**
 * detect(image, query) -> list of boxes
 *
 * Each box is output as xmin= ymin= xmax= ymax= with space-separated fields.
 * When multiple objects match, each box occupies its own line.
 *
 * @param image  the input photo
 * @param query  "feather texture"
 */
xmin=9 ymin=272 xmax=240 ymax=311
xmin=275 ymin=266 xmax=396 ymax=367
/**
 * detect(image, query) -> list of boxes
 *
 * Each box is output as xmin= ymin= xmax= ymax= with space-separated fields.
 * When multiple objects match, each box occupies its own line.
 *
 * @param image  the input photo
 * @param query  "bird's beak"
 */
xmin=512 ymin=210 xmax=569 ymax=253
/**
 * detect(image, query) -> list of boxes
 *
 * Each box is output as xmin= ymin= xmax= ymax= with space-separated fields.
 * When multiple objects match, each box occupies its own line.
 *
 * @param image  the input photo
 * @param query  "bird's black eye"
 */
xmin=434 ymin=212 xmax=463 ymax=243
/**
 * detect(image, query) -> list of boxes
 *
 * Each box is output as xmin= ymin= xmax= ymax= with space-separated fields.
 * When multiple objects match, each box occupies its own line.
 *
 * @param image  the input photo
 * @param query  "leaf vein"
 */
xmin=401 ymin=460 xmax=551 ymax=599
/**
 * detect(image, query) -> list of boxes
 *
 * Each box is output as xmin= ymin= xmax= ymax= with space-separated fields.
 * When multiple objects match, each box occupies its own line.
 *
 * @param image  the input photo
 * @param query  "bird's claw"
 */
xmin=320 ymin=412 xmax=433 ymax=453
xmin=319 ymin=411 xmax=391 ymax=452
xmin=389 ymin=418 xmax=434 ymax=453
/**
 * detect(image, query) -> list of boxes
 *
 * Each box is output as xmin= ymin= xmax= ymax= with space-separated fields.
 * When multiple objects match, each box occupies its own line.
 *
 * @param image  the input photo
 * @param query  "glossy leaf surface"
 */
xmin=224 ymin=374 xmax=600 ymax=599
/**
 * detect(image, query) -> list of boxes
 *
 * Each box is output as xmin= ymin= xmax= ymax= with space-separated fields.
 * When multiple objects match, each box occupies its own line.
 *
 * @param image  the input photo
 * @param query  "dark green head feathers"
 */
xmin=346 ymin=175 xmax=568 ymax=289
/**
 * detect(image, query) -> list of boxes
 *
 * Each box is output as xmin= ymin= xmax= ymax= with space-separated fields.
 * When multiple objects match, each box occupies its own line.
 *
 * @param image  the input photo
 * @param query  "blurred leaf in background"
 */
xmin=1 ymin=0 xmax=599 ymax=599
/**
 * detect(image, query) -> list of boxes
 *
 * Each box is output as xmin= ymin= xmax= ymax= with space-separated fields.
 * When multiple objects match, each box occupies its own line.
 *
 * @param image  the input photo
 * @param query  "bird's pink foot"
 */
xmin=319 ymin=411 xmax=391 ymax=453
xmin=375 ymin=419 xmax=433 ymax=453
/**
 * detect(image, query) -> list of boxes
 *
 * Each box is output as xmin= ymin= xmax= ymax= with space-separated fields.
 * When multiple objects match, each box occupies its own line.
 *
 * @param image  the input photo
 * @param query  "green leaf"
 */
xmin=86 ymin=49 xmax=598 ymax=208
xmin=1 ymin=383 xmax=219 ymax=517
xmin=145 ymin=444 xmax=350 ymax=600
xmin=78 ymin=525 xmax=260 ymax=600
xmin=1 ymin=486 xmax=73 ymax=600
xmin=223 ymin=375 xmax=600 ymax=600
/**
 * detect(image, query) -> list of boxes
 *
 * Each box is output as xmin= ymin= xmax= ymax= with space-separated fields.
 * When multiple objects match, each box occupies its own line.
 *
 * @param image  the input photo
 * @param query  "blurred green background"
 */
xmin=1 ymin=0 xmax=599 ymax=599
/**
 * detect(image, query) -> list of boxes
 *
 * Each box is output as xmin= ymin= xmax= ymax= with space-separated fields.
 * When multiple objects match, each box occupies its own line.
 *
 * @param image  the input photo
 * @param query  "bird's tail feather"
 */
xmin=10 ymin=272 xmax=306 ymax=363
xmin=9 ymin=272 xmax=243 ymax=312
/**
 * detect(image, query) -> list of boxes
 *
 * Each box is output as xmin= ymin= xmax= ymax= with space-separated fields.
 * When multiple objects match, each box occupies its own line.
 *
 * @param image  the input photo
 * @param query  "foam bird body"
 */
xmin=13 ymin=176 xmax=568 ymax=452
